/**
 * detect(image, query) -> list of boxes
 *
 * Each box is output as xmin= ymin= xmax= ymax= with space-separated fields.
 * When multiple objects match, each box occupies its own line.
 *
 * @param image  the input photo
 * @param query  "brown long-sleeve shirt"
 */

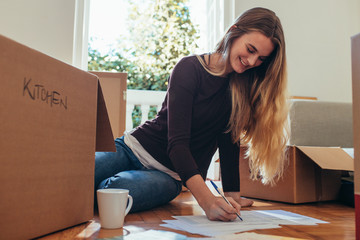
xmin=131 ymin=55 xmax=240 ymax=192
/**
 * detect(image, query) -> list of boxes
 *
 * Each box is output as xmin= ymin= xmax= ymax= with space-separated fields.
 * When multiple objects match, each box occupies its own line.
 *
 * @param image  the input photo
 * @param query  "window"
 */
xmin=88 ymin=0 xmax=208 ymax=92
xmin=88 ymin=0 xmax=208 ymax=63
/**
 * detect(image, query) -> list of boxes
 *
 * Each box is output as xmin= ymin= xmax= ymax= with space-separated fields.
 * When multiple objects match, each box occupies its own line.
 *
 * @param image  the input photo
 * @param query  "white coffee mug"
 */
xmin=97 ymin=189 xmax=133 ymax=229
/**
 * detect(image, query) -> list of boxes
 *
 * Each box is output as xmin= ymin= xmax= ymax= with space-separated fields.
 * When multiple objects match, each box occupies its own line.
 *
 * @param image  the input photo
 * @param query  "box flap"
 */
xmin=96 ymin=81 xmax=116 ymax=152
xmin=90 ymin=71 xmax=127 ymax=139
xmin=297 ymin=146 xmax=354 ymax=171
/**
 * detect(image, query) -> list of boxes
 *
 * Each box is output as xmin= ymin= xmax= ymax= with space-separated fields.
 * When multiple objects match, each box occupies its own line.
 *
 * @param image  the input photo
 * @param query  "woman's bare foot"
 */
xmin=239 ymin=197 xmax=254 ymax=207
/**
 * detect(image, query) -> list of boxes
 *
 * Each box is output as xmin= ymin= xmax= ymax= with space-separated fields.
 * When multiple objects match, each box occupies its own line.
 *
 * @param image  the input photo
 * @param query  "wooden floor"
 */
xmin=38 ymin=190 xmax=355 ymax=240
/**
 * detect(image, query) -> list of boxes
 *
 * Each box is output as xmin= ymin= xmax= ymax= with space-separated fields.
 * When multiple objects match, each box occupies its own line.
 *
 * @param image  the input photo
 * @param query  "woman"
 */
xmin=95 ymin=7 xmax=289 ymax=222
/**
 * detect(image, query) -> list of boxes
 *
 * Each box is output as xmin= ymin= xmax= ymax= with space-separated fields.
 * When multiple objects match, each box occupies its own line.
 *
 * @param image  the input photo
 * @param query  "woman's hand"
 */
xmin=203 ymin=195 xmax=241 ymax=221
xmin=185 ymin=175 xmax=241 ymax=222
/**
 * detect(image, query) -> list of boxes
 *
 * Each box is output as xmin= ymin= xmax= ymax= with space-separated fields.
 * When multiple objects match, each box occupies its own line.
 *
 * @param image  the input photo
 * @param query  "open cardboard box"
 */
xmin=240 ymin=146 xmax=353 ymax=203
xmin=351 ymin=32 xmax=360 ymax=240
xmin=0 ymin=35 xmax=116 ymax=239
xmin=90 ymin=71 xmax=127 ymax=139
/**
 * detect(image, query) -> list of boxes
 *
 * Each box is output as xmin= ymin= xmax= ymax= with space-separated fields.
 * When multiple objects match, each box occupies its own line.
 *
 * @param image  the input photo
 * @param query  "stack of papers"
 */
xmin=161 ymin=210 xmax=328 ymax=237
xmin=98 ymin=230 xmax=306 ymax=240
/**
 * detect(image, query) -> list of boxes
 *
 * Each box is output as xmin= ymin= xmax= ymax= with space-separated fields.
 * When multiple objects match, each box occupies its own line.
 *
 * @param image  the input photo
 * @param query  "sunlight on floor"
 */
xmin=76 ymin=220 xmax=100 ymax=239
xmin=182 ymin=200 xmax=198 ymax=205
xmin=252 ymin=201 xmax=275 ymax=207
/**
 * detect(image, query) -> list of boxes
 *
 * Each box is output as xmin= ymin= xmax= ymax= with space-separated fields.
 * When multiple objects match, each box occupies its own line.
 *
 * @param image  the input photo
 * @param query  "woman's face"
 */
xmin=229 ymin=31 xmax=274 ymax=74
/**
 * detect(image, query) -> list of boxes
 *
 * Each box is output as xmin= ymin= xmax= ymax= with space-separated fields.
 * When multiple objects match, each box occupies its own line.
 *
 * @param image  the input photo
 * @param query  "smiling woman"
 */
xmin=94 ymin=7 xmax=289 ymax=222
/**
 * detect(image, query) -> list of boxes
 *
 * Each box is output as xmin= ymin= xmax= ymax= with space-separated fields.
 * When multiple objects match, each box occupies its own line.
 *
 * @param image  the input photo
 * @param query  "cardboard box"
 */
xmin=351 ymin=32 xmax=360 ymax=240
xmin=0 ymin=35 xmax=115 ymax=240
xmin=90 ymin=71 xmax=127 ymax=139
xmin=240 ymin=146 xmax=353 ymax=203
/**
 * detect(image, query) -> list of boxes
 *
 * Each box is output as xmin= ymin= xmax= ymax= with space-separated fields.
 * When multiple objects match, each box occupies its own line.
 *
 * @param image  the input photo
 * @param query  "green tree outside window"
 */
xmin=88 ymin=0 xmax=200 ymax=127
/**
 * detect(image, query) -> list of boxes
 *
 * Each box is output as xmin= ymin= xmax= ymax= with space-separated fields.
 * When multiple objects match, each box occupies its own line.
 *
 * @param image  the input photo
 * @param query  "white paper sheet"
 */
xmin=255 ymin=210 xmax=328 ymax=225
xmin=97 ymin=230 xmax=305 ymax=240
xmin=188 ymin=232 xmax=307 ymax=240
xmin=161 ymin=210 xmax=328 ymax=237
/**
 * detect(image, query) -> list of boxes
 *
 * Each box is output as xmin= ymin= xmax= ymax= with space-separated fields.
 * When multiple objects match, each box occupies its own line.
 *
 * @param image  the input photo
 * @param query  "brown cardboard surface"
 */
xmin=0 ymin=34 xmax=115 ymax=239
xmin=90 ymin=71 xmax=127 ymax=139
xmin=351 ymin=32 xmax=360 ymax=239
xmin=297 ymin=146 xmax=354 ymax=171
xmin=240 ymin=146 xmax=346 ymax=203
xmin=352 ymin=33 xmax=360 ymax=195
xmin=96 ymin=82 xmax=117 ymax=151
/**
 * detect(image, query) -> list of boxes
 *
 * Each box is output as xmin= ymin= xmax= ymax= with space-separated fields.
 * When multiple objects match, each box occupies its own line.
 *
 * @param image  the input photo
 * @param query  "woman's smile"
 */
xmin=239 ymin=57 xmax=247 ymax=67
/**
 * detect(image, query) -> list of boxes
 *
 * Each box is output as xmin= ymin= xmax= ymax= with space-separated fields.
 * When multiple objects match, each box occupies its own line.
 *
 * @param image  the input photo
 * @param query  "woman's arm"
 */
xmin=165 ymin=57 xmax=242 ymax=220
xmin=217 ymin=131 xmax=240 ymax=192
xmin=186 ymin=174 xmax=241 ymax=221
xmin=218 ymin=132 xmax=254 ymax=207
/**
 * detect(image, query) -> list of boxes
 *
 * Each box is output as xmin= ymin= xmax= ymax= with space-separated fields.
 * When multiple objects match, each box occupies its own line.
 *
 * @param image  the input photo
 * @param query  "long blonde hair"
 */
xmin=199 ymin=7 xmax=289 ymax=185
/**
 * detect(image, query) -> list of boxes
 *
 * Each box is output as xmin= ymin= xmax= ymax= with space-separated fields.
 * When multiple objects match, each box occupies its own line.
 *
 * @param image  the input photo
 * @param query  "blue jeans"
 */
xmin=94 ymin=137 xmax=182 ymax=213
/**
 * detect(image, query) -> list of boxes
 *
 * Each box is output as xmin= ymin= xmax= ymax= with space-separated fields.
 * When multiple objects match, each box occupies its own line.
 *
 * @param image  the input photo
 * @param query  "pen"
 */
xmin=210 ymin=180 xmax=243 ymax=221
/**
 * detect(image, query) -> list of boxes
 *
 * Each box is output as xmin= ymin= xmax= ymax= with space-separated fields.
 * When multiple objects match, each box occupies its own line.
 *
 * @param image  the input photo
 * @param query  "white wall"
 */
xmin=222 ymin=0 xmax=360 ymax=103
xmin=0 ymin=0 xmax=76 ymax=65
